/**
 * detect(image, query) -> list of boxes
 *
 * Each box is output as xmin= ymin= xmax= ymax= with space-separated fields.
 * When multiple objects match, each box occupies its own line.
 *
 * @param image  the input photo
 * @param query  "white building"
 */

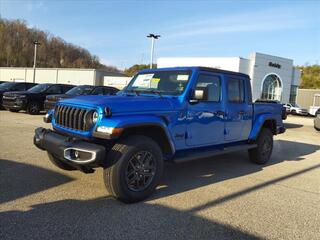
xmin=158 ymin=52 xmax=301 ymax=103
xmin=0 ymin=67 xmax=127 ymax=87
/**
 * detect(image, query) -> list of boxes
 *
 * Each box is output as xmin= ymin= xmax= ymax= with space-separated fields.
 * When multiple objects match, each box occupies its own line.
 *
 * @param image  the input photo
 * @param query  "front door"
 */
xmin=186 ymin=73 xmax=225 ymax=146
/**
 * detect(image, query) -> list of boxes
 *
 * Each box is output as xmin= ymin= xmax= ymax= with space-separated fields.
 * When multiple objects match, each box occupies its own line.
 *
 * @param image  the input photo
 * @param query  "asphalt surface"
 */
xmin=0 ymin=111 xmax=319 ymax=240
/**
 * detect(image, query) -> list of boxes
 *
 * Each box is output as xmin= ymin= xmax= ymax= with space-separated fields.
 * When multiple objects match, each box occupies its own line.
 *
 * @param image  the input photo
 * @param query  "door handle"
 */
xmin=215 ymin=110 xmax=225 ymax=117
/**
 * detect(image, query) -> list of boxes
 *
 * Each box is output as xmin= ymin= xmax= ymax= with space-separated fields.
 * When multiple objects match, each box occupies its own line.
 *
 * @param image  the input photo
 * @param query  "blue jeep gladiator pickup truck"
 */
xmin=34 ymin=67 xmax=285 ymax=203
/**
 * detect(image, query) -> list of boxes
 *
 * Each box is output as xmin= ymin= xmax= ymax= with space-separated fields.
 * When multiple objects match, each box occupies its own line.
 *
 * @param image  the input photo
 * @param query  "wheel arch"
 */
xmin=119 ymin=123 xmax=175 ymax=157
xmin=249 ymin=115 xmax=277 ymax=141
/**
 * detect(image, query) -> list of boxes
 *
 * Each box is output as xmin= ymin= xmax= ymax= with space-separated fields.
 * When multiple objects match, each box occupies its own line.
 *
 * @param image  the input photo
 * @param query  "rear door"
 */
xmin=224 ymin=77 xmax=252 ymax=141
xmin=186 ymin=72 xmax=225 ymax=146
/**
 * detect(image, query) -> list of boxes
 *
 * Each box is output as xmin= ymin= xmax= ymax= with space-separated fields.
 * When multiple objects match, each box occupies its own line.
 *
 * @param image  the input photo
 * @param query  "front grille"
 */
xmin=54 ymin=105 xmax=94 ymax=131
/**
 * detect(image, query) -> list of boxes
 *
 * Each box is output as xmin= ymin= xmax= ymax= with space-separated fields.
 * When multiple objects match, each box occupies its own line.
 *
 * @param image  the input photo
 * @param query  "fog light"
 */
xmin=70 ymin=149 xmax=80 ymax=159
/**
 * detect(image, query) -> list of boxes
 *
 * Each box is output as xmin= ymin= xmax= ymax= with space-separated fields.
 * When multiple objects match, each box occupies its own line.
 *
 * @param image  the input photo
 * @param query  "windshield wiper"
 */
xmin=149 ymin=90 xmax=163 ymax=98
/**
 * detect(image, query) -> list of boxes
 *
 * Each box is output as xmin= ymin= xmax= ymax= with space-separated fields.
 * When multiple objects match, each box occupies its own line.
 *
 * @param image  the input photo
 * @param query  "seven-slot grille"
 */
xmin=54 ymin=105 xmax=94 ymax=131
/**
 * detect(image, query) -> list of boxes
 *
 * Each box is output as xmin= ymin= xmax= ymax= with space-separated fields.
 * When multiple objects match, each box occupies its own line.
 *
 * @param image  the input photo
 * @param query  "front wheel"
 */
xmin=103 ymin=135 xmax=163 ymax=203
xmin=27 ymin=102 xmax=40 ymax=115
xmin=249 ymin=128 xmax=273 ymax=164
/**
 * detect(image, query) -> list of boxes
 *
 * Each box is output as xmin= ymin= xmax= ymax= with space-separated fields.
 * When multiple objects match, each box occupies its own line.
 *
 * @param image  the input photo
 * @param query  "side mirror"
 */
xmin=189 ymin=89 xmax=204 ymax=104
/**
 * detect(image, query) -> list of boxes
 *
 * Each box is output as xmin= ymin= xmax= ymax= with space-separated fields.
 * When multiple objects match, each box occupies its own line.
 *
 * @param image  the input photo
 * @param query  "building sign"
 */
xmin=268 ymin=62 xmax=281 ymax=69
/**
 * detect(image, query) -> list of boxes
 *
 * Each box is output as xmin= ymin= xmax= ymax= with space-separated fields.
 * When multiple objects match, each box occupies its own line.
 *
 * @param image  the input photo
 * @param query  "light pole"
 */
xmin=32 ymin=41 xmax=41 ymax=83
xmin=147 ymin=34 xmax=160 ymax=69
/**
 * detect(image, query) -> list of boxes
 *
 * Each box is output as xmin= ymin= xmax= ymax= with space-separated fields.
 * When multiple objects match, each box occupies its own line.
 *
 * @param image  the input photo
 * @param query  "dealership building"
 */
xmin=158 ymin=52 xmax=301 ymax=103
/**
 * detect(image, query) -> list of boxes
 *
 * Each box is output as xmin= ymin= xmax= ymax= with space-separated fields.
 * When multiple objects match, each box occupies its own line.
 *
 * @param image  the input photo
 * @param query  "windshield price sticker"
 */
xmin=150 ymin=78 xmax=160 ymax=88
xmin=132 ymin=74 xmax=154 ymax=88
xmin=177 ymin=75 xmax=189 ymax=81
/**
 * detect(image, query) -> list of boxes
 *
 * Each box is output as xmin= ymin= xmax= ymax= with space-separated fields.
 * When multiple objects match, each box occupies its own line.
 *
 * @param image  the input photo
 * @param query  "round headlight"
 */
xmin=92 ymin=111 xmax=99 ymax=123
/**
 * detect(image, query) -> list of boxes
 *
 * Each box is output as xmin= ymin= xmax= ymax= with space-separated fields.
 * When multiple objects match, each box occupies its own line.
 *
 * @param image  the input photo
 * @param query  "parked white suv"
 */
xmin=284 ymin=103 xmax=309 ymax=116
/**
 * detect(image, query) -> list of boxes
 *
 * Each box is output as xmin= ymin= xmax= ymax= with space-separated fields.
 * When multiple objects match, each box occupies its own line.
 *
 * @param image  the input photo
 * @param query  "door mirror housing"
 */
xmin=189 ymin=89 xmax=205 ymax=104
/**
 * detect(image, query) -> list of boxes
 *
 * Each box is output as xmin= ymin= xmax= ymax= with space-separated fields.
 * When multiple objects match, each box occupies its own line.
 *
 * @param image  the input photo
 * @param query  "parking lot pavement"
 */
xmin=0 ymin=111 xmax=319 ymax=240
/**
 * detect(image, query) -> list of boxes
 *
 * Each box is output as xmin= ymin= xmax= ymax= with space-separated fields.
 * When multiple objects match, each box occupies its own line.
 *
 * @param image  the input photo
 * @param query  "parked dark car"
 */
xmin=44 ymin=85 xmax=119 ymax=111
xmin=2 ymin=83 xmax=74 ymax=114
xmin=0 ymin=81 xmax=8 ymax=84
xmin=0 ymin=82 xmax=37 ymax=109
xmin=314 ymin=109 xmax=320 ymax=131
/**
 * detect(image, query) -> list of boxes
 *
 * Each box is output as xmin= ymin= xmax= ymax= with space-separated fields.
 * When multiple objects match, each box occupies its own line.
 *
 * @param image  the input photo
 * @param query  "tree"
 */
xmin=298 ymin=65 xmax=320 ymax=89
xmin=124 ymin=64 xmax=157 ymax=76
xmin=0 ymin=18 xmax=120 ymax=72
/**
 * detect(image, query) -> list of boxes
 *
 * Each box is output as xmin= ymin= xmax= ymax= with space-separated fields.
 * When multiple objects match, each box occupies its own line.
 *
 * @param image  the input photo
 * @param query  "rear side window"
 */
xmin=91 ymin=87 xmax=104 ymax=95
xmin=195 ymin=74 xmax=221 ymax=102
xmin=26 ymin=83 xmax=36 ymax=90
xmin=228 ymin=78 xmax=244 ymax=103
xmin=62 ymin=85 xmax=74 ymax=93
xmin=46 ymin=85 xmax=62 ymax=94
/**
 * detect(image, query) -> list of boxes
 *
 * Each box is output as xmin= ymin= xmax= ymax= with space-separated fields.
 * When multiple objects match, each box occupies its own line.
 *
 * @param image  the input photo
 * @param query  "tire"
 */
xmin=249 ymin=128 xmax=273 ymax=164
xmin=103 ymin=135 xmax=163 ymax=203
xmin=9 ymin=109 xmax=19 ymax=112
xmin=27 ymin=102 xmax=40 ymax=115
xmin=47 ymin=153 xmax=76 ymax=171
xmin=291 ymin=110 xmax=297 ymax=115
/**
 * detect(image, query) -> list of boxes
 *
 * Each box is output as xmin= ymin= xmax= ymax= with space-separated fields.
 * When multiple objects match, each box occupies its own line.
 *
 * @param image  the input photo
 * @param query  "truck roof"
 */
xmin=139 ymin=66 xmax=250 ymax=79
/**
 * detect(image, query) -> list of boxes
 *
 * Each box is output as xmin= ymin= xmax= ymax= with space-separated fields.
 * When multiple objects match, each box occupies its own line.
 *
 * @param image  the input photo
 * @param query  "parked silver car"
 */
xmin=284 ymin=103 xmax=309 ymax=116
xmin=314 ymin=109 xmax=320 ymax=131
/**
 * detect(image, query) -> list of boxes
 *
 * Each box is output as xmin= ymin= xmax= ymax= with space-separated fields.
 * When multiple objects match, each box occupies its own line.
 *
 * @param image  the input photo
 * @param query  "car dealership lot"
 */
xmin=0 ymin=112 xmax=319 ymax=240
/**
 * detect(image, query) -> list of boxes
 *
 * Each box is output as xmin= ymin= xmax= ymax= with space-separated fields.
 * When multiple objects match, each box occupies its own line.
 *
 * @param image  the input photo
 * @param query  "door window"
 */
xmin=12 ymin=83 xmax=26 ymax=91
xmin=228 ymin=79 xmax=244 ymax=103
xmin=195 ymin=74 xmax=221 ymax=102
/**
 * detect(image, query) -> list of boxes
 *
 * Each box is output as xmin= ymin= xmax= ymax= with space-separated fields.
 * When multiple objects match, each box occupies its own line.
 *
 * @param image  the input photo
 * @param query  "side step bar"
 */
xmin=173 ymin=144 xmax=257 ymax=163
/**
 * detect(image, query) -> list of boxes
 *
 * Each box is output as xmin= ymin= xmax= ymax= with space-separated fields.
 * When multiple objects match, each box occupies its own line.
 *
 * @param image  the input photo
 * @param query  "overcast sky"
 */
xmin=1 ymin=0 xmax=319 ymax=69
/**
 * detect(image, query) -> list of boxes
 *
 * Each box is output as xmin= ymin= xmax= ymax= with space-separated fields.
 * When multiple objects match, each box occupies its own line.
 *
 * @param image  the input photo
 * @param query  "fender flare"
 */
xmin=248 ymin=113 xmax=276 ymax=141
xmin=100 ymin=115 xmax=176 ymax=155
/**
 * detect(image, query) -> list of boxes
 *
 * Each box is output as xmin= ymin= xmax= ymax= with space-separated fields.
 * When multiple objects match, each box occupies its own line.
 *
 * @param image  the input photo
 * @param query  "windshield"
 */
xmin=125 ymin=70 xmax=192 ymax=96
xmin=0 ymin=82 xmax=16 ymax=91
xmin=28 ymin=84 xmax=51 ymax=93
xmin=66 ymin=85 xmax=94 ymax=95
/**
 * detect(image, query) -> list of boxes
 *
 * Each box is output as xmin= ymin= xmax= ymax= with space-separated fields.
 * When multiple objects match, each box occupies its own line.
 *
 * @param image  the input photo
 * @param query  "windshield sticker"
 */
xmin=177 ymin=75 xmax=189 ymax=81
xmin=150 ymin=78 xmax=160 ymax=88
xmin=132 ymin=74 xmax=154 ymax=88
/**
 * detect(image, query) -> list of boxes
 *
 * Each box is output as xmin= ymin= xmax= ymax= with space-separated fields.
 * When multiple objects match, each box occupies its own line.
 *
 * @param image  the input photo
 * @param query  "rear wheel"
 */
xmin=249 ymin=128 xmax=273 ymax=164
xmin=27 ymin=102 xmax=40 ymax=114
xmin=103 ymin=135 xmax=163 ymax=203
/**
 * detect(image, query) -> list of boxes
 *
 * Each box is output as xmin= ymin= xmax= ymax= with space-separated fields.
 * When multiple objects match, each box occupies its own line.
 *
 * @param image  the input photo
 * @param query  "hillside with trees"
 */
xmin=298 ymin=65 xmax=320 ymax=89
xmin=124 ymin=64 xmax=156 ymax=76
xmin=0 ymin=18 xmax=119 ymax=72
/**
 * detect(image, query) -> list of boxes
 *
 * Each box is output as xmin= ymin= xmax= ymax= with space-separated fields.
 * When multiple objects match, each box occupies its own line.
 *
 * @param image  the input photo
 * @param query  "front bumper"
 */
xmin=2 ymin=97 xmax=26 ymax=110
xmin=34 ymin=127 xmax=106 ymax=172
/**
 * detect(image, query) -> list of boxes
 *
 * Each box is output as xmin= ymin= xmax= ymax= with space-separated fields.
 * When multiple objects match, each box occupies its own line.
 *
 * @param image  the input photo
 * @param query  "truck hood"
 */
xmin=59 ymin=95 xmax=175 ymax=113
